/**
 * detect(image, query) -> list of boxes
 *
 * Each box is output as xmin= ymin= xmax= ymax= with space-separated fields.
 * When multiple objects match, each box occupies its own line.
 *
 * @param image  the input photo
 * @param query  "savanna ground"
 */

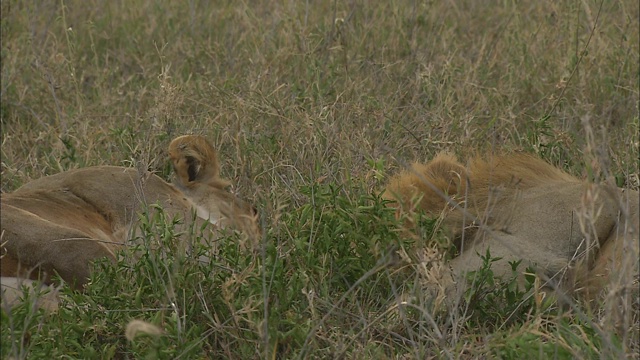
xmin=1 ymin=0 xmax=638 ymax=358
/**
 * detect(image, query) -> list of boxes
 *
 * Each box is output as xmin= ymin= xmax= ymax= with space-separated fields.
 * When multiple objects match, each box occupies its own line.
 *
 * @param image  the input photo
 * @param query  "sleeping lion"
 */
xmin=383 ymin=152 xmax=639 ymax=304
xmin=1 ymin=135 xmax=259 ymax=310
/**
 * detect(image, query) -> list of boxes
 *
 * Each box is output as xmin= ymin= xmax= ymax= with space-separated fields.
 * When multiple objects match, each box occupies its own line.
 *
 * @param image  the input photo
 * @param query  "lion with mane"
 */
xmin=383 ymin=152 xmax=639 ymax=304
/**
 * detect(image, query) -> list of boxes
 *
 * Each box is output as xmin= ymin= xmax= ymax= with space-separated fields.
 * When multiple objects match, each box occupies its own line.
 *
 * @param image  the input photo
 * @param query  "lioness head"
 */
xmin=168 ymin=135 xmax=260 ymax=236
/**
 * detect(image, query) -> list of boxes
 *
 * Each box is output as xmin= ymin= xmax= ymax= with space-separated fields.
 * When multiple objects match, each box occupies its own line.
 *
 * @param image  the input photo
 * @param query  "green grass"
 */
xmin=1 ymin=0 xmax=638 ymax=358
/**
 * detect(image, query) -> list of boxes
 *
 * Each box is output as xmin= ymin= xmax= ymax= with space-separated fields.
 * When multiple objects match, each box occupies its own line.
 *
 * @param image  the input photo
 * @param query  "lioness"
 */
xmin=1 ymin=135 xmax=259 ymax=309
xmin=384 ymin=152 xmax=639 ymax=303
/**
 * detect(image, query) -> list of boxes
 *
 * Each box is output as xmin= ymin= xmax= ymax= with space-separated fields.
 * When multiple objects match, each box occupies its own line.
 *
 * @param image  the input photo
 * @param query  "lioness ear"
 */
xmin=169 ymin=135 xmax=228 ymax=188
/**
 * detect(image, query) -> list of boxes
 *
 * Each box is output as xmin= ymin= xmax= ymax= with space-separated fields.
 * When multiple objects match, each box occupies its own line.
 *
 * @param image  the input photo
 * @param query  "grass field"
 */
xmin=1 ymin=0 xmax=638 ymax=358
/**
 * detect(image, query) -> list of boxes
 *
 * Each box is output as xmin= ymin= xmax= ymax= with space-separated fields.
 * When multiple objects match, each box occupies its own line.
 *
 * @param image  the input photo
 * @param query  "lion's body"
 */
xmin=384 ymin=153 xmax=639 ymax=302
xmin=1 ymin=135 xmax=258 ymax=309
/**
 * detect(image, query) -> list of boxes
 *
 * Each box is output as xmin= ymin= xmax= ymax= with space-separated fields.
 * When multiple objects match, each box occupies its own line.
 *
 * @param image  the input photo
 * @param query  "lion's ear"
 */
xmin=169 ymin=135 xmax=224 ymax=188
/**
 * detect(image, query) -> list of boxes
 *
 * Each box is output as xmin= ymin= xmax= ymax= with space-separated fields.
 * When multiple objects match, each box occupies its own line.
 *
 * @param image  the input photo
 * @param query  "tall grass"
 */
xmin=1 ymin=0 xmax=638 ymax=358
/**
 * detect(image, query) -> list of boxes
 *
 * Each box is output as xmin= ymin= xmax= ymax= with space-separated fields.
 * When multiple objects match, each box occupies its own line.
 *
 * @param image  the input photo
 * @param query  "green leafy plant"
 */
xmin=462 ymin=249 xmax=539 ymax=331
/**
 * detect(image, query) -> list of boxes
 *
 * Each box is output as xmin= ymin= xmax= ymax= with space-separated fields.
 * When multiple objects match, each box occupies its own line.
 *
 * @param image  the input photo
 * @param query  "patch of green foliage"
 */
xmin=4 ymin=182 xmax=620 ymax=358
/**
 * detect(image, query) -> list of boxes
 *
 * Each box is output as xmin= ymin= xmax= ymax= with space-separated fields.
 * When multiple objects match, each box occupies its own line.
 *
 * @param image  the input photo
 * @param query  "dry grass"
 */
xmin=1 ymin=0 xmax=638 ymax=358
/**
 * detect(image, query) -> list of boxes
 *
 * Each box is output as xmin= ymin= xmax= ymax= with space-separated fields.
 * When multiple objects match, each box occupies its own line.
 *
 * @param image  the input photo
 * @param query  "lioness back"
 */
xmin=7 ymin=166 xmax=191 ymax=241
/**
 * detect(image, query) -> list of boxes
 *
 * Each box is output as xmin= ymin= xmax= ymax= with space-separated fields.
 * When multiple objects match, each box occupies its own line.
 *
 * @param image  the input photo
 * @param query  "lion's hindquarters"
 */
xmin=579 ymin=189 xmax=640 ymax=300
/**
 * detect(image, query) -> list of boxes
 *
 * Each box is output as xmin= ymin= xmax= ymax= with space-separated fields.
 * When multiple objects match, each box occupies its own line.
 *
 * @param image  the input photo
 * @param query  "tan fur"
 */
xmin=1 ymin=277 xmax=61 ymax=312
xmin=383 ymin=152 xmax=639 ymax=303
xmin=1 ymin=135 xmax=259 ymax=309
